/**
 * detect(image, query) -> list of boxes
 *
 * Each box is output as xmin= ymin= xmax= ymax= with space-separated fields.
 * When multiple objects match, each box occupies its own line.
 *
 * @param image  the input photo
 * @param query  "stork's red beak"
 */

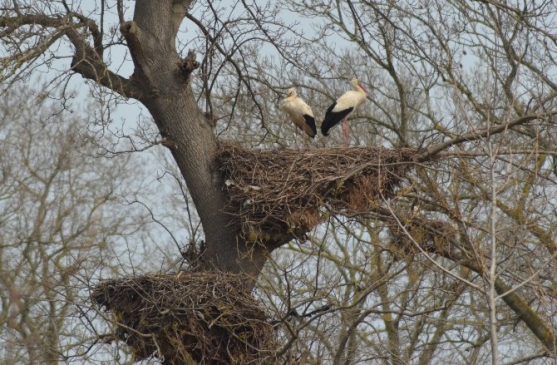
xmin=359 ymin=82 xmax=368 ymax=94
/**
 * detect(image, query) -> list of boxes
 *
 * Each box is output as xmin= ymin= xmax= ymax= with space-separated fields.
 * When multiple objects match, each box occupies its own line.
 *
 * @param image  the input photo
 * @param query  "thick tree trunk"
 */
xmin=63 ymin=0 xmax=296 ymax=285
xmin=124 ymin=0 xmax=269 ymax=282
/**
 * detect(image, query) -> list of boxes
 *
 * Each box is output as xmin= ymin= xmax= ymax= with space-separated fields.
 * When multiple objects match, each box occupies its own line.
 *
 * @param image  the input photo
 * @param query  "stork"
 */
xmin=281 ymin=88 xmax=317 ymax=148
xmin=321 ymin=78 xmax=368 ymax=145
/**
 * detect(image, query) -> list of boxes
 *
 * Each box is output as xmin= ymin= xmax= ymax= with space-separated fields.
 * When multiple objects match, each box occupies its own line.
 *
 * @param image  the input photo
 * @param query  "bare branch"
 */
xmin=0 ymin=13 xmax=139 ymax=98
xmin=417 ymin=113 xmax=554 ymax=161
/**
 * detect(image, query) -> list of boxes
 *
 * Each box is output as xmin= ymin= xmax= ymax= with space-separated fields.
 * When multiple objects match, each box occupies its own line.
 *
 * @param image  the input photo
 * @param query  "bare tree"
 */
xmin=0 ymin=83 xmax=160 ymax=363
xmin=3 ymin=0 xmax=557 ymax=363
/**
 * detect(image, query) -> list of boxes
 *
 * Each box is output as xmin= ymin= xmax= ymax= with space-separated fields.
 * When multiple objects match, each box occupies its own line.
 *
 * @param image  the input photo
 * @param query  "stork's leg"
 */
xmin=342 ymin=119 xmax=349 ymax=147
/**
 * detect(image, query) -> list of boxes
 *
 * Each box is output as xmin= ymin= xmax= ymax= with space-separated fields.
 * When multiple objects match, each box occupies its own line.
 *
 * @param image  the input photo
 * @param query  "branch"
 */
xmin=119 ymin=1 xmax=196 ymax=94
xmin=67 ymin=28 xmax=138 ymax=98
xmin=493 ymin=277 xmax=555 ymax=351
xmin=67 ymin=11 xmax=104 ymax=58
xmin=382 ymin=207 xmax=557 ymax=351
xmin=416 ymin=113 xmax=555 ymax=161
xmin=470 ymin=0 xmax=524 ymax=15
xmin=436 ymin=149 xmax=557 ymax=158
xmin=0 ymin=14 xmax=139 ymax=98
xmin=502 ymin=351 xmax=549 ymax=365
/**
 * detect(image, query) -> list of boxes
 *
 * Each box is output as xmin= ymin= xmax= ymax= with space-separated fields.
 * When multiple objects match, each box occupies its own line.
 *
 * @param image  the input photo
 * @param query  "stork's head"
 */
xmin=350 ymin=78 xmax=368 ymax=94
xmin=285 ymin=88 xmax=297 ymax=98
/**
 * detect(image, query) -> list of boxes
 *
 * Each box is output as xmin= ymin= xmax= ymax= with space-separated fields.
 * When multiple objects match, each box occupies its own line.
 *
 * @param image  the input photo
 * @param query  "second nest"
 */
xmin=92 ymin=272 xmax=276 ymax=364
xmin=217 ymin=143 xmax=417 ymax=239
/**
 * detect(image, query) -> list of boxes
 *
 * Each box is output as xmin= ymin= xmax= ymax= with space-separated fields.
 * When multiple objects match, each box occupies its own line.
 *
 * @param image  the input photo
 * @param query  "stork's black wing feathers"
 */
xmin=302 ymin=114 xmax=317 ymax=138
xmin=321 ymin=103 xmax=354 ymax=136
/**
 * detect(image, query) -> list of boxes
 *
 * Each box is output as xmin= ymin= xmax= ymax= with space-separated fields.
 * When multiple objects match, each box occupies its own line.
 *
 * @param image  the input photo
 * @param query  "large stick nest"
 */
xmin=92 ymin=272 xmax=277 ymax=364
xmin=216 ymin=143 xmax=418 ymax=239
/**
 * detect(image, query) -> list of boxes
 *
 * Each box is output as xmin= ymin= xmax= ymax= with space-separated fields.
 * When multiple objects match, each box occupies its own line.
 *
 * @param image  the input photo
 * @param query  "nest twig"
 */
xmin=216 ymin=143 xmax=418 ymax=239
xmin=92 ymin=272 xmax=277 ymax=364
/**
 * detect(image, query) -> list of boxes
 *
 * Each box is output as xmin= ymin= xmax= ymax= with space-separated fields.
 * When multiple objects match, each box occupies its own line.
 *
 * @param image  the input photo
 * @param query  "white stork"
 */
xmin=321 ymin=78 xmax=368 ymax=145
xmin=281 ymin=88 xmax=317 ymax=147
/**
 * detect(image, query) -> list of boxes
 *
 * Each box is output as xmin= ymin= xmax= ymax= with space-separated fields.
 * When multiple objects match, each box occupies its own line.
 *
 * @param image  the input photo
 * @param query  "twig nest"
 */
xmin=92 ymin=272 xmax=277 ymax=364
xmin=216 ymin=143 xmax=417 ymax=239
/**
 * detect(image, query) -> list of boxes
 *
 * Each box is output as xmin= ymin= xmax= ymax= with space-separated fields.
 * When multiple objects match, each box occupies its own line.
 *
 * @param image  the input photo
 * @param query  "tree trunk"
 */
xmin=125 ymin=0 xmax=269 ymax=282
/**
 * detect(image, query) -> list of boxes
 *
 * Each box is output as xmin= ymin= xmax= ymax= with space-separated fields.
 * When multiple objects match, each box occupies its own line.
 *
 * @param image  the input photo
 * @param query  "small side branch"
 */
xmin=120 ymin=21 xmax=145 ymax=66
xmin=119 ymin=21 xmax=160 ymax=99
xmin=177 ymin=50 xmax=199 ymax=83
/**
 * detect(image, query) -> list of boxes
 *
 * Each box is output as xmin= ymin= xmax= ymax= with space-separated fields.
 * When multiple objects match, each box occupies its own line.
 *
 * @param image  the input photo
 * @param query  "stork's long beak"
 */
xmin=359 ymin=83 xmax=369 ymax=94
